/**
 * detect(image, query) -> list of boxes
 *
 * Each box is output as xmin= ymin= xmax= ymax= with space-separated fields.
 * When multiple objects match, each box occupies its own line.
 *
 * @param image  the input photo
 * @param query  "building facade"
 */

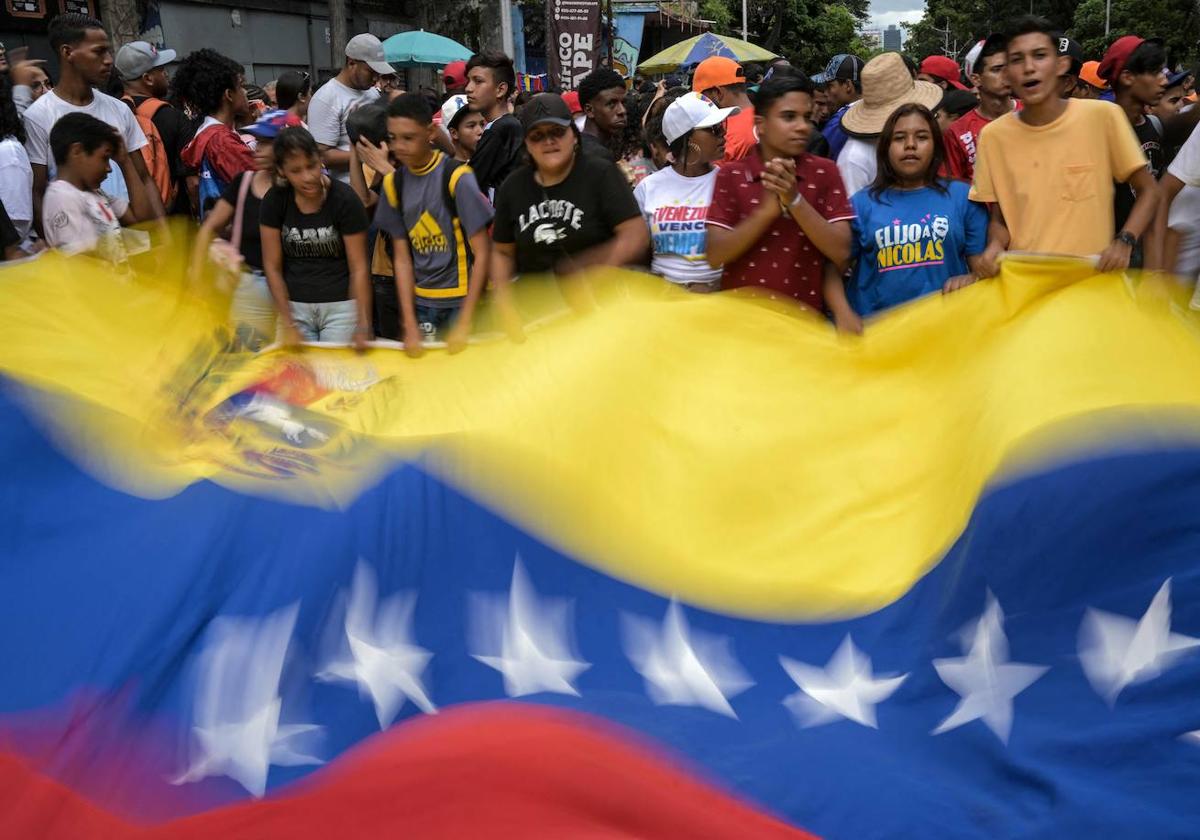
xmin=883 ymin=24 xmax=902 ymax=52
xmin=1 ymin=0 xmax=420 ymax=85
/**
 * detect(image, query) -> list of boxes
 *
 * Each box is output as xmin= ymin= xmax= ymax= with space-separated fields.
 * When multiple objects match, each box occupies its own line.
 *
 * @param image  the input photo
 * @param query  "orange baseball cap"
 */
xmin=1078 ymin=60 xmax=1108 ymax=89
xmin=692 ymin=56 xmax=745 ymax=93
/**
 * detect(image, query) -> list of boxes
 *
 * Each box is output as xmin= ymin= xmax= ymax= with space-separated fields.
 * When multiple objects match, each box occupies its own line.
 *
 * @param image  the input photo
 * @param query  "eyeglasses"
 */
xmin=697 ymin=123 xmax=726 ymax=137
xmin=527 ymin=124 xmax=569 ymax=144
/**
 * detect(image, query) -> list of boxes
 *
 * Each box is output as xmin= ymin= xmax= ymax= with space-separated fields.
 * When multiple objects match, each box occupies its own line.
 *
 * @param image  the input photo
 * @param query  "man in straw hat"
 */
xmin=837 ymin=52 xmax=942 ymax=197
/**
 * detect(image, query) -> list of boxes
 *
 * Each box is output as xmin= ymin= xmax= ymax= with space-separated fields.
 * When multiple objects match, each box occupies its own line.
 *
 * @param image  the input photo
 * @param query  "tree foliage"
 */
xmin=419 ymin=1 xmax=485 ymax=52
xmin=698 ymin=0 xmax=735 ymax=33
xmin=902 ymin=0 xmax=1078 ymax=63
xmin=1071 ymin=0 xmax=1199 ymax=66
xmin=705 ymin=0 xmax=872 ymax=70
xmin=422 ymin=0 xmax=887 ymax=77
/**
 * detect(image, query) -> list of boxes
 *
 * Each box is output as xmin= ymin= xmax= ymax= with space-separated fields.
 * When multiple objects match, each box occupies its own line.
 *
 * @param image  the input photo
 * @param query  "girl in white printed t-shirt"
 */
xmin=633 ymin=93 xmax=738 ymax=292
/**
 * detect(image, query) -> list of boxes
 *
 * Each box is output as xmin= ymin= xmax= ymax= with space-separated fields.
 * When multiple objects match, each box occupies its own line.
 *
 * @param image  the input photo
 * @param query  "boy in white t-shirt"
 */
xmin=42 ymin=112 xmax=154 ymax=262
xmin=24 ymin=14 xmax=162 ymax=232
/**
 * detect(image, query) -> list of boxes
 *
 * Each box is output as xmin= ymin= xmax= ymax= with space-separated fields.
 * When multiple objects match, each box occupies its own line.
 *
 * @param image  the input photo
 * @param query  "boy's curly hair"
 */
xmin=171 ymin=48 xmax=245 ymax=117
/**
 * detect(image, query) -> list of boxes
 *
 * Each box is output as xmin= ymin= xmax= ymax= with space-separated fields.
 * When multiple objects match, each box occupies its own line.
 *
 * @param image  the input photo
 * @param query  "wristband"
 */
xmin=790 ymin=192 xmax=805 ymax=207
xmin=1115 ymin=230 xmax=1137 ymax=248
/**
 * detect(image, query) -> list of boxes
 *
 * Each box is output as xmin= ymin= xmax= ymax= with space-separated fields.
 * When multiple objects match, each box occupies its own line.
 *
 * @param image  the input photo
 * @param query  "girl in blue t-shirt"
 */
xmin=842 ymin=103 xmax=987 ymax=323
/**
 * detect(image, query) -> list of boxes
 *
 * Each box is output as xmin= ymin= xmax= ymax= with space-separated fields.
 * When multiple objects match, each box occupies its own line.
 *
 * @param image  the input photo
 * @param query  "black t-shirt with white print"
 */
xmin=259 ymin=178 xmax=369 ymax=303
xmin=1114 ymin=116 xmax=1164 ymax=235
xmin=492 ymin=153 xmax=640 ymax=276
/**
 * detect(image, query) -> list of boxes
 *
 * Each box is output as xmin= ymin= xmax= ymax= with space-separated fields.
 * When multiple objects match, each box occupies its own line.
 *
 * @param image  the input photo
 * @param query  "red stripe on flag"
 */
xmin=0 ymin=702 xmax=816 ymax=839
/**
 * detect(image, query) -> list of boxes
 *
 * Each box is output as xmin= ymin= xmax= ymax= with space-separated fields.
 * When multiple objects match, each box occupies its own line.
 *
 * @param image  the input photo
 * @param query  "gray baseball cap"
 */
xmin=345 ymin=33 xmax=394 ymax=76
xmin=115 ymin=41 xmax=176 ymax=82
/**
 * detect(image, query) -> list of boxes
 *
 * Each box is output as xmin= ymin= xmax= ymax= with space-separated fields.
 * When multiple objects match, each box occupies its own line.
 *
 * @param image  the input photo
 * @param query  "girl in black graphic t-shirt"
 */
xmin=491 ymin=94 xmax=646 ymax=289
xmin=260 ymin=127 xmax=371 ymax=347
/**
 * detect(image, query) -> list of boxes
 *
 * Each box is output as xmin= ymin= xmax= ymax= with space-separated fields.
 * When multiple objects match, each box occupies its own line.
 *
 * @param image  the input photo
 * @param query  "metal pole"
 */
xmin=499 ymin=0 xmax=514 ymax=57
xmin=1105 ymin=0 xmax=1111 ymax=37
xmin=742 ymin=0 xmax=748 ymax=41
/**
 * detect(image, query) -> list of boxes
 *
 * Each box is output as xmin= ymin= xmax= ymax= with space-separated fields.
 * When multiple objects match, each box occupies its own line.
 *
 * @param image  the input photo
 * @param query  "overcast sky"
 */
xmin=869 ymin=0 xmax=924 ymax=32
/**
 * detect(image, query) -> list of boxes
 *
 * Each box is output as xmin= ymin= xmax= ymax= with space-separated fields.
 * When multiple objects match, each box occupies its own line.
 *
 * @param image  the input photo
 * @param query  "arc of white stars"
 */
xmin=621 ymin=600 xmax=753 ymax=719
xmin=317 ymin=562 xmax=437 ymax=729
xmin=1078 ymin=578 xmax=1200 ymax=705
xmin=780 ymin=634 xmax=908 ymax=729
xmin=471 ymin=557 xmax=591 ymax=697
xmin=932 ymin=593 xmax=1048 ymax=744
xmin=173 ymin=604 xmax=322 ymax=797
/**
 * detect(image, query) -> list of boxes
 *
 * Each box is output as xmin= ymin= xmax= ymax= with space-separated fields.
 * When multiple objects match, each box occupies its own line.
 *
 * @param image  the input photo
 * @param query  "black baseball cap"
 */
xmin=1057 ymin=36 xmax=1084 ymax=76
xmin=936 ymin=88 xmax=979 ymax=118
xmin=815 ymin=54 xmax=866 ymax=85
xmin=519 ymin=93 xmax=573 ymax=132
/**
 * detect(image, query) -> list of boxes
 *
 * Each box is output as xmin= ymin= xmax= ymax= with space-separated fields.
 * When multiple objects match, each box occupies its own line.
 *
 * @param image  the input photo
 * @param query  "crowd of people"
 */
xmin=2 ymin=13 xmax=1198 ymax=351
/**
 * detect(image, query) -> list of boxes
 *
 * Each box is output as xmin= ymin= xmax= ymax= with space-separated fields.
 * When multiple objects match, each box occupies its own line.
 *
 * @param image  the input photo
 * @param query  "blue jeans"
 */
xmin=413 ymin=303 xmax=460 ymax=342
xmin=231 ymin=270 xmax=276 ymax=351
xmin=285 ymin=299 xmax=359 ymax=343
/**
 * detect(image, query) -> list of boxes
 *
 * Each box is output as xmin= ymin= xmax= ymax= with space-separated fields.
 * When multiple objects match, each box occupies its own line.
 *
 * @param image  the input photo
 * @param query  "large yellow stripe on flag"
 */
xmin=3 ymin=241 xmax=1200 ymax=620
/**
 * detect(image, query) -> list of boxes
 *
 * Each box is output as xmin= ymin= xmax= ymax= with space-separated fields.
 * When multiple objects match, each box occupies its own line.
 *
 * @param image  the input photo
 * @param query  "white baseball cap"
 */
xmin=441 ymin=94 xmax=471 ymax=130
xmin=662 ymin=92 xmax=739 ymax=145
xmin=961 ymin=39 xmax=985 ymax=80
xmin=345 ymin=33 xmax=395 ymax=76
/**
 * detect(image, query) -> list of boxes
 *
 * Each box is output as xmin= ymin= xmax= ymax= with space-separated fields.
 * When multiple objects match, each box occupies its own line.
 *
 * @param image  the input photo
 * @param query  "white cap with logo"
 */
xmin=441 ymin=94 xmax=471 ymax=130
xmin=662 ymin=92 xmax=739 ymax=145
xmin=345 ymin=33 xmax=395 ymax=76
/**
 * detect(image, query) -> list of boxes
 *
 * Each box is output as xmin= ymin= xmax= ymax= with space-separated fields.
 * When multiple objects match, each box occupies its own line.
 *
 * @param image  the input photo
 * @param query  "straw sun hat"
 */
xmin=840 ymin=52 xmax=943 ymax=136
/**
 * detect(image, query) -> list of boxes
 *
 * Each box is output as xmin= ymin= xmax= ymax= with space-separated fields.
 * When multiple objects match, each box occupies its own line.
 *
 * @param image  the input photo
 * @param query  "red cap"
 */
xmin=561 ymin=90 xmax=582 ymax=115
xmin=919 ymin=55 xmax=966 ymax=90
xmin=1098 ymin=35 xmax=1144 ymax=83
xmin=443 ymin=60 xmax=468 ymax=90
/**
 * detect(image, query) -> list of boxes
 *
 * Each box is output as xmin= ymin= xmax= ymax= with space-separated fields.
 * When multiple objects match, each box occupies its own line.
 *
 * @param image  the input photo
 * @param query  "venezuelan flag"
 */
xmin=1 ymin=241 xmax=1200 ymax=838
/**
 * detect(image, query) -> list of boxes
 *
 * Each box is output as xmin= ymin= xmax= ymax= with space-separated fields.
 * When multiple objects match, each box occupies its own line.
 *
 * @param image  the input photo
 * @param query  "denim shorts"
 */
xmin=285 ymin=299 xmax=359 ymax=343
xmin=413 ymin=303 xmax=461 ymax=342
xmin=231 ymin=270 xmax=276 ymax=351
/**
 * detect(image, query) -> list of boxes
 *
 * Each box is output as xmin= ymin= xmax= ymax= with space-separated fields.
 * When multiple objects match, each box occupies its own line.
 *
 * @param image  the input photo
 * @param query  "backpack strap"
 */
xmin=1147 ymin=113 xmax=1164 ymax=138
xmin=230 ymin=171 xmax=254 ymax=252
xmin=135 ymin=97 xmax=170 ymax=120
xmin=442 ymin=163 xmax=473 ymax=219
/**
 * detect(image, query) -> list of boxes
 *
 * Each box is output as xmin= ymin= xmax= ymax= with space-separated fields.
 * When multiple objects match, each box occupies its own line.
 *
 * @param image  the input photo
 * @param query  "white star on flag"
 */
xmin=622 ymin=600 xmax=753 ymax=719
xmin=932 ymin=593 xmax=1048 ymax=744
xmin=1078 ymin=578 xmax=1200 ymax=705
xmin=174 ymin=604 xmax=322 ymax=797
xmin=317 ymin=562 xmax=437 ymax=728
xmin=780 ymin=634 xmax=908 ymax=728
xmin=470 ymin=557 xmax=591 ymax=697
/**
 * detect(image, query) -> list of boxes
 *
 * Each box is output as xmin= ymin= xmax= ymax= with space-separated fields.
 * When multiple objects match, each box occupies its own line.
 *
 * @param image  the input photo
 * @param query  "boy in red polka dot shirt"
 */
xmin=706 ymin=75 xmax=854 ymax=311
